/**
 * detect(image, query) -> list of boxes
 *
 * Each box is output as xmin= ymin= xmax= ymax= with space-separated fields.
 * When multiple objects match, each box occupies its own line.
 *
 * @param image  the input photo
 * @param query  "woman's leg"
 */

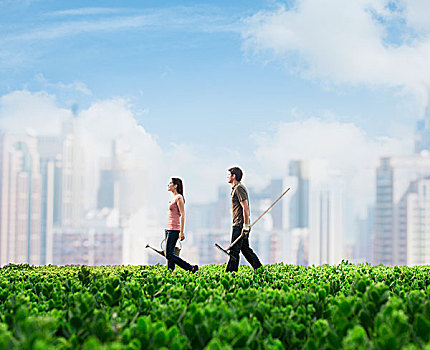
xmin=166 ymin=230 xmax=178 ymax=271
xmin=165 ymin=230 xmax=194 ymax=271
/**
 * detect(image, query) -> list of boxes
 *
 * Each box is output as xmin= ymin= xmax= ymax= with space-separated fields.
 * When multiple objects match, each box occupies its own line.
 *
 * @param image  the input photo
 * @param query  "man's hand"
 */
xmin=179 ymin=231 xmax=185 ymax=241
xmin=242 ymin=224 xmax=250 ymax=235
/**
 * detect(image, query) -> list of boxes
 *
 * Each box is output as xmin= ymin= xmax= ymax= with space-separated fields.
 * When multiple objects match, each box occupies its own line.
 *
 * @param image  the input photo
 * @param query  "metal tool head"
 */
xmin=146 ymin=244 xmax=166 ymax=257
xmin=215 ymin=243 xmax=237 ymax=261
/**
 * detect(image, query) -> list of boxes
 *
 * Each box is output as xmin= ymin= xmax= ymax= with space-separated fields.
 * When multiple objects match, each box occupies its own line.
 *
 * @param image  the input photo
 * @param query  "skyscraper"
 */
xmin=288 ymin=161 xmax=309 ymax=229
xmin=374 ymin=155 xmax=430 ymax=265
xmin=415 ymin=105 xmax=430 ymax=153
xmin=59 ymin=121 xmax=85 ymax=228
xmin=0 ymin=134 xmax=42 ymax=265
xmin=286 ymin=159 xmax=345 ymax=265
xmin=308 ymin=181 xmax=344 ymax=265
xmin=38 ymin=135 xmax=63 ymax=265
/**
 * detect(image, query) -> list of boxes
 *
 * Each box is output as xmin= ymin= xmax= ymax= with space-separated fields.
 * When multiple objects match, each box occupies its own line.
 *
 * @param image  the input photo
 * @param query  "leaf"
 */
xmin=415 ymin=314 xmax=430 ymax=342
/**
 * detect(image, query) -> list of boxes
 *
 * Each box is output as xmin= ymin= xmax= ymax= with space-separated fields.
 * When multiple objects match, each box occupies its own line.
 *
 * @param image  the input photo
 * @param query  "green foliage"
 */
xmin=1 ymin=262 xmax=430 ymax=349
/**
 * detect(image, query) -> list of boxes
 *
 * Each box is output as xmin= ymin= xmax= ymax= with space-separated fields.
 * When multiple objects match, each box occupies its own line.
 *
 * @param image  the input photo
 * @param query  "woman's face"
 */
xmin=168 ymin=180 xmax=177 ymax=192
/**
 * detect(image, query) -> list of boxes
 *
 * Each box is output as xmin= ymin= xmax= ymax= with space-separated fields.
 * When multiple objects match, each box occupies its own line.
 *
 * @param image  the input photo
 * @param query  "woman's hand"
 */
xmin=179 ymin=231 xmax=185 ymax=241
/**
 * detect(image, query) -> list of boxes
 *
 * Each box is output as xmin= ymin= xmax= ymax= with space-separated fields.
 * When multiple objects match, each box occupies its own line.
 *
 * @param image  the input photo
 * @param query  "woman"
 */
xmin=165 ymin=177 xmax=198 ymax=273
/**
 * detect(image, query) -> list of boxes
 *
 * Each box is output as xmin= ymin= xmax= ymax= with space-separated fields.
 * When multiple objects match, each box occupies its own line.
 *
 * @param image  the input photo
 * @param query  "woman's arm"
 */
xmin=177 ymin=196 xmax=185 ymax=241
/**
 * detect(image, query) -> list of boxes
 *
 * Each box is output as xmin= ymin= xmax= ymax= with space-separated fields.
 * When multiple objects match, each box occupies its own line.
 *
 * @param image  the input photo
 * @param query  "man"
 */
xmin=226 ymin=166 xmax=263 ymax=272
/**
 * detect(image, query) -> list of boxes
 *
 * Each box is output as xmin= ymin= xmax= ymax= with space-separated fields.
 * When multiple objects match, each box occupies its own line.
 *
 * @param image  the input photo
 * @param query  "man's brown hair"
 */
xmin=228 ymin=167 xmax=243 ymax=182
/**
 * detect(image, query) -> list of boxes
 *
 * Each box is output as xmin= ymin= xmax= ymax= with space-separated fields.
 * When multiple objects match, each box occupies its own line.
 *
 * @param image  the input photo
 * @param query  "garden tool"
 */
xmin=146 ymin=230 xmax=182 ymax=257
xmin=215 ymin=187 xmax=290 ymax=261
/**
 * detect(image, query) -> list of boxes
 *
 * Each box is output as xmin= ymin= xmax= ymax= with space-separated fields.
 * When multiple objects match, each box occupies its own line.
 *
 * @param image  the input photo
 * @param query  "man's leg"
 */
xmin=241 ymin=230 xmax=263 ymax=270
xmin=226 ymin=226 xmax=242 ymax=272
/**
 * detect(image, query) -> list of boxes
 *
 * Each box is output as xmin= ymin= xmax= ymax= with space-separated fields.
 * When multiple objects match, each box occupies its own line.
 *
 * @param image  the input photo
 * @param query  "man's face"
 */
xmin=227 ymin=171 xmax=235 ymax=184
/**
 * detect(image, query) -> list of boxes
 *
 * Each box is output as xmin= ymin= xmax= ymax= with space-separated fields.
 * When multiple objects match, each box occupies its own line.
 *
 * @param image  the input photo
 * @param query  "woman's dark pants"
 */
xmin=226 ymin=226 xmax=263 ymax=272
xmin=165 ymin=230 xmax=192 ymax=271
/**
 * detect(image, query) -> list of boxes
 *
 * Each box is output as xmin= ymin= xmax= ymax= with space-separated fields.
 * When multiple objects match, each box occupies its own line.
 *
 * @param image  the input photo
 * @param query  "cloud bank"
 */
xmin=0 ymin=89 xmax=414 ymax=218
xmin=253 ymin=116 xmax=412 ymax=212
xmin=242 ymin=0 xmax=430 ymax=107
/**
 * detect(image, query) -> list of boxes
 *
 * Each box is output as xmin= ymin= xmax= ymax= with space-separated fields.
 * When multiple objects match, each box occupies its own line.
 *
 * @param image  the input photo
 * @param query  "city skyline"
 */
xmin=2 ymin=1 xmax=430 ymax=266
xmin=1 ymin=1 xmax=427 ymax=207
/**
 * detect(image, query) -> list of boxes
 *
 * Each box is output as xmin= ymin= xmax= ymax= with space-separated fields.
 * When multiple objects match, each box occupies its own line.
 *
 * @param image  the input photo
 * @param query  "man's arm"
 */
xmin=240 ymin=199 xmax=250 ymax=233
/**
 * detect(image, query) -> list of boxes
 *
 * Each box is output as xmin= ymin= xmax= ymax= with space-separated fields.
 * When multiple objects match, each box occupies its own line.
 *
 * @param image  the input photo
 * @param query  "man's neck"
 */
xmin=231 ymin=179 xmax=239 ymax=187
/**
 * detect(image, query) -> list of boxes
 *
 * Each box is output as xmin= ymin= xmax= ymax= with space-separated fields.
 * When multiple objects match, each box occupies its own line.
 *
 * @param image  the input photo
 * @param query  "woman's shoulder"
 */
xmin=175 ymin=194 xmax=184 ymax=201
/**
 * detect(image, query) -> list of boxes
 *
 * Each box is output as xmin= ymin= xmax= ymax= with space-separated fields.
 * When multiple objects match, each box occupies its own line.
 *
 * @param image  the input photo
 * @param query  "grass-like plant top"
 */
xmin=1 ymin=262 xmax=430 ymax=350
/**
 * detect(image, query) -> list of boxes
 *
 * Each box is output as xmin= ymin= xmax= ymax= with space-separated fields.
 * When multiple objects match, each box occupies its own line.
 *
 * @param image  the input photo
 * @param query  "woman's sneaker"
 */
xmin=191 ymin=265 xmax=199 ymax=274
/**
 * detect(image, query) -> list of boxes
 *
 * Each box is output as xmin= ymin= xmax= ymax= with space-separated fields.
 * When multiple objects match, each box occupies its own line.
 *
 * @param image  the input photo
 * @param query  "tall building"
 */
xmin=403 ymin=177 xmax=430 ymax=265
xmin=353 ymin=206 xmax=374 ymax=263
xmin=38 ymin=136 xmax=63 ymax=265
xmin=415 ymin=105 xmax=430 ymax=153
xmin=374 ymin=155 xmax=430 ymax=265
xmin=251 ymin=179 xmax=285 ymax=230
xmin=58 ymin=121 xmax=85 ymax=228
xmin=288 ymin=161 xmax=309 ymax=229
xmin=0 ymin=134 xmax=42 ymax=265
xmin=286 ymin=159 xmax=345 ymax=265
xmin=308 ymin=181 xmax=344 ymax=265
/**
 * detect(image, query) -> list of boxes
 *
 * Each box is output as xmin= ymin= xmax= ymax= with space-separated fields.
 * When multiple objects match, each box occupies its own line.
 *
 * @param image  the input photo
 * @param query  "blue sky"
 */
xmin=1 ymin=1 xmax=422 ymax=149
xmin=1 ymin=0 xmax=430 ymax=209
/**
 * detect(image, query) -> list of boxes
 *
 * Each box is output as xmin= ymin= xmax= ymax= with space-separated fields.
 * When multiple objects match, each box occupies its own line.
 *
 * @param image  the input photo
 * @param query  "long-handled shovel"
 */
xmin=215 ymin=187 xmax=290 ymax=261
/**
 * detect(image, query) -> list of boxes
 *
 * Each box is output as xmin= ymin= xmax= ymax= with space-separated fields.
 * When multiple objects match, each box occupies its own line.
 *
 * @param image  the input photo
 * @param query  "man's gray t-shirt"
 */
xmin=231 ymin=182 xmax=248 ymax=227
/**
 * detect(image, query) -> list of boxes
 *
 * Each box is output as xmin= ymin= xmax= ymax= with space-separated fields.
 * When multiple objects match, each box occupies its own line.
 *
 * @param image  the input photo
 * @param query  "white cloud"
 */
xmin=253 ymin=116 xmax=413 ymax=211
xmin=46 ymin=8 xmax=121 ymax=17
xmin=0 ymin=89 xmax=234 ymax=219
xmin=3 ymin=6 xmax=235 ymax=44
xmin=35 ymin=74 xmax=92 ymax=95
xmin=0 ymin=90 xmax=71 ymax=135
xmin=242 ymin=0 xmax=430 ymax=105
xmin=402 ymin=0 xmax=430 ymax=34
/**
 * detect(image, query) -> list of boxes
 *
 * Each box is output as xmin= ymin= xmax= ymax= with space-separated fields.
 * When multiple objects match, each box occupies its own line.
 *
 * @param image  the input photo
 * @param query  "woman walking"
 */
xmin=165 ymin=177 xmax=198 ymax=273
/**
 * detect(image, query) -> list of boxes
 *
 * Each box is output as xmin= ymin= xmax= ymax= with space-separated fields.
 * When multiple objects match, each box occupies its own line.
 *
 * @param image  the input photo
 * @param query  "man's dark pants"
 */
xmin=165 ymin=230 xmax=192 ymax=271
xmin=226 ymin=226 xmax=263 ymax=272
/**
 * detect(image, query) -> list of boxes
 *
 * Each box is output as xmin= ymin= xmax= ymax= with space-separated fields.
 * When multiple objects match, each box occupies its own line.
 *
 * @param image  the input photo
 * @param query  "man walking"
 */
xmin=226 ymin=167 xmax=263 ymax=272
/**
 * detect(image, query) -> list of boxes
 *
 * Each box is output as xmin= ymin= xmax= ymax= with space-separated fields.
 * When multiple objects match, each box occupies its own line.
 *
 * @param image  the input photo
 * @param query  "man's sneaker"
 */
xmin=191 ymin=265 xmax=199 ymax=274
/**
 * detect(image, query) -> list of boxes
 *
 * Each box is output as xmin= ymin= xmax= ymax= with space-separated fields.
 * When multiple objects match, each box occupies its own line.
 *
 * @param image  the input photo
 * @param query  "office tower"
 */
xmin=59 ymin=120 xmax=85 ymax=228
xmin=251 ymin=179 xmax=285 ymax=230
xmin=403 ymin=177 xmax=430 ymax=265
xmin=288 ymin=161 xmax=309 ymax=229
xmin=415 ymin=105 xmax=430 ymax=153
xmin=98 ymin=141 xmax=120 ymax=210
xmin=0 ymin=134 xmax=42 ymax=265
xmin=286 ymin=160 xmax=345 ymax=265
xmin=38 ymin=136 xmax=63 ymax=265
xmin=354 ymin=206 xmax=374 ymax=263
xmin=308 ymin=181 xmax=344 ymax=265
xmin=374 ymin=155 xmax=430 ymax=265
xmin=97 ymin=139 xmax=146 ymax=218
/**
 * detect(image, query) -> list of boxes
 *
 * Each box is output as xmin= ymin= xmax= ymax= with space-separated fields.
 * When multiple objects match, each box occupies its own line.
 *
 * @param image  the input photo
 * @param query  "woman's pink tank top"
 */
xmin=167 ymin=194 xmax=182 ymax=230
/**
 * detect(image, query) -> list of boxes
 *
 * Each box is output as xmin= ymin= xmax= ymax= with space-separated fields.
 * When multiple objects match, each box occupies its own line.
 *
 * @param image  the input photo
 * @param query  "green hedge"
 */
xmin=1 ymin=262 xmax=430 ymax=349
